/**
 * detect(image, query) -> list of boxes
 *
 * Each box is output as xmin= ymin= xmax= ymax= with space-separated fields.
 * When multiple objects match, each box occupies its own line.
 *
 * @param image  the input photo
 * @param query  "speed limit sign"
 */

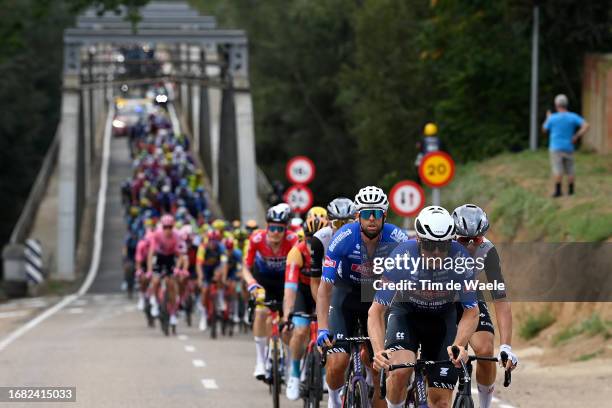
xmin=286 ymin=156 xmax=316 ymax=185
xmin=418 ymin=151 xmax=455 ymax=188
xmin=389 ymin=181 xmax=425 ymax=217
xmin=283 ymin=184 xmax=314 ymax=214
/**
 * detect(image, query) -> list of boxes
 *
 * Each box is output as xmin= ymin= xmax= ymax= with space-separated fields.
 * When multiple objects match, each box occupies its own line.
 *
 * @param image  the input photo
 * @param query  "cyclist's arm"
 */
xmin=146 ymin=239 xmax=155 ymax=272
xmin=309 ymin=236 xmax=324 ymax=302
xmin=316 ymin=279 xmax=333 ymax=331
xmin=454 ymin=305 xmax=478 ymax=347
xmin=195 ymin=245 xmax=204 ymax=282
xmin=482 ymin=247 xmax=513 ymax=346
xmin=242 ymin=235 xmax=258 ymax=287
xmin=367 ymin=301 xmax=387 ymax=354
xmin=283 ymin=247 xmax=303 ymax=320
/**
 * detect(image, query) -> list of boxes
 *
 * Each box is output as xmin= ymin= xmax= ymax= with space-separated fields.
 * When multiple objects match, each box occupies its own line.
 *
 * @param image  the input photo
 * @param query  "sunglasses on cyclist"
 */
xmin=331 ymin=219 xmax=351 ymax=229
xmin=420 ymin=239 xmax=452 ymax=253
xmin=456 ymin=236 xmax=483 ymax=246
xmin=267 ymin=225 xmax=286 ymax=233
xmin=162 ymin=225 xmax=173 ymax=230
xmin=359 ymin=209 xmax=385 ymax=220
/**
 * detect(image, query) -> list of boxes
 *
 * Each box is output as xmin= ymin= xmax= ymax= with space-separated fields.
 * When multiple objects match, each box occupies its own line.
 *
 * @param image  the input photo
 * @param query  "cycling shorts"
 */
xmin=456 ymin=301 xmax=494 ymax=334
xmin=385 ymin=303 xmax=459 ymax=390
xmin=154 ymin=253 xmax=175 ymax=277
xmin=294 ymin=282 xmax=315 ymax=316
xmin=328 ymin=285 xmax=370 ymax=355
xmin=252 ymin=266 xmax=284 ymax=304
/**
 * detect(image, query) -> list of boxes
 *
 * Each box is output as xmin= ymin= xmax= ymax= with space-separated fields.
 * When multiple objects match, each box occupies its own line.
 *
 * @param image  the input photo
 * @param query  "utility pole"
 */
xmin=529 ymin=1 xmax=540 ymax=151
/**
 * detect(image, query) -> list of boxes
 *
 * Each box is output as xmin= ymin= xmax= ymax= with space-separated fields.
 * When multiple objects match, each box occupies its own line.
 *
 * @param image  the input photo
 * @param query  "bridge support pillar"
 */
xmin=56 ymin=74 xmax=81 ymax=280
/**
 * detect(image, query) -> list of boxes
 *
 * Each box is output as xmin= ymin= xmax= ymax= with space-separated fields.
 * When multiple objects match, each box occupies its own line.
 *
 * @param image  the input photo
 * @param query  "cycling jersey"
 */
xmin=196 ymin=241 xmax=227 ymax=269
xmin=310 ymin=226 xmax=334 ymax=278
xmin=135 ymin=238 xmax=151 ymax=268
xmin=374 ymin=240 xmax=477 ymax=311
xmin=321 ymin=222 xmax=409 ymax=286
xmin=471 ymin=237 xmax=506 ymax=300
xmin=244 ymin=230 xmax=298 ymax=276
xmin=284 ymin=240 xmax=312 ymax=290
xmin=150 ymin=228 xmax=185 ymax=256
xmin=226 ymin=248 xmax=243 ymax=280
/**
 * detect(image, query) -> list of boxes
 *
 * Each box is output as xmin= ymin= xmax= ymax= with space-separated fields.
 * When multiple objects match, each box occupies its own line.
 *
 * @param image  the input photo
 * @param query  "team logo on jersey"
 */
xmin=252 ymin=233 xmax=263 ymax=243
xmin=328 ymin=228 xmax=352 ymax=252
xmin=323 ymin=256 xmax=336 ymax=268
xmin=439 ymin=367 xmax=449 ymax=377
xmin=350 ymin=262 xmax=373 ymax=276
xmin=390 ymin=228 xmax=409 ymax=242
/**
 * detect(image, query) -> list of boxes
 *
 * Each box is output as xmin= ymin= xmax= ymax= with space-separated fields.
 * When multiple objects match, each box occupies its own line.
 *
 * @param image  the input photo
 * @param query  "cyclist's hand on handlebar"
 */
xmin=499 ymin=344 xmax=518 ymax=371
xmin=373 ymin=350 xmax=391 ymax=372
xmin=448 ymin=345 xmax=468 ymax=368
xmin=316 ymin=329 xmax=333 ymax=348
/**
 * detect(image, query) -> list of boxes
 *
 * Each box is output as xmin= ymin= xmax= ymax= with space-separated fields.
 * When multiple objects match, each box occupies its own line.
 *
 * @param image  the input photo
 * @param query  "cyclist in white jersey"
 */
xmin=452 ymin=204 xmax=518 ymax=408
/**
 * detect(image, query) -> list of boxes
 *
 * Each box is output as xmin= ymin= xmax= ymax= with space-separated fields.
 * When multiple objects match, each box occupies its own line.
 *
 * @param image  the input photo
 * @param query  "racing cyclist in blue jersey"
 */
xmin=316 ymin=186 xmax=409 ymax=408
xmin=369 ymin=206 xmax=479 ymax=408
xmin=452 ymin=204 xmax=518 ymax=408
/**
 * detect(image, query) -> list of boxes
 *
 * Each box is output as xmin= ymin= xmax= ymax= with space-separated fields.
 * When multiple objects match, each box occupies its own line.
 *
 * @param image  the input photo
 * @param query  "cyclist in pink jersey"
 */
xmin=146 ymin=215 xmax=186 ymax=320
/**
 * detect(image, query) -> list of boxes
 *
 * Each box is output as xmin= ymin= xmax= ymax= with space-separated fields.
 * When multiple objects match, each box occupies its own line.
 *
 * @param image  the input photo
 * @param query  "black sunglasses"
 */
xmin=420 ymin=239 xmax=452 ymax=252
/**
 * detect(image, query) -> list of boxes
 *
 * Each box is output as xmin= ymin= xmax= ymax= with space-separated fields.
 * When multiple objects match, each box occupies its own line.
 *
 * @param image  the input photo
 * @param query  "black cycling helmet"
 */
xmin=266 ymin=204 xmax=290 ymax=224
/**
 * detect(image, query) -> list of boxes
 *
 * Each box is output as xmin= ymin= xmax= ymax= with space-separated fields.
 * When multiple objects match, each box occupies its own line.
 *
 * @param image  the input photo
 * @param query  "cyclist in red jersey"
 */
xmin=282 ymin=207 xmax=328 ymax=400
xmin=242 ymin=204 xmax=298 ymax=380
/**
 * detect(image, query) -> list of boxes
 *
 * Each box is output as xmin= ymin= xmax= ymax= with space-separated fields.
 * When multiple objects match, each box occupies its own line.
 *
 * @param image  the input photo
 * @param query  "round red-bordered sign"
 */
xmin=418 ymin=151 xmax=455 ymax=188
xmin=283 ymin=184 xmax=314 ymax=214
xmin=389 ymin=181 xmax=425 ymax=217
xmin=286 ymin=156 xmax=316 ymax=185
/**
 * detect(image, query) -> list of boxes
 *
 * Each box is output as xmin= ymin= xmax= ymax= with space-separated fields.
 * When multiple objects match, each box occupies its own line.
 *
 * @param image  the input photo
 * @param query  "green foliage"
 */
xmin=573 ymin=350 xmax=602 ymax=362
xmin=191 ymin=0 xmax=612 ymax=206
xmin=520 ymin=309 xmax=556 ymax=340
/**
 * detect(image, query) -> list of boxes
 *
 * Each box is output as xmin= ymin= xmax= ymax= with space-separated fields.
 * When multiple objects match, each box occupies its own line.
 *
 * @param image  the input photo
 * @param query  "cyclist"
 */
xmin=369 ymin=206 xmax=479 ymax=408
xmin=222 ymin=236 xmax=243 ymax=324
xmin=283 ymin=207 xmax=329 ymax=400
xmin=245 ymin=219 xmax=259 ymax=236
xmin=195 ymin=229 xmax=228 ymax=331
xmin=316 ymin=186 xmax=409 ymax=408
xmin=311 ymin=198 xmax=356 ymax=300
xmin=146 ymin=214 xmax=187 ymax=328
xmin=452 ymin=204 xmax=518 ymax=408
xmin=242 ymin=204 xmax=298 ymax=379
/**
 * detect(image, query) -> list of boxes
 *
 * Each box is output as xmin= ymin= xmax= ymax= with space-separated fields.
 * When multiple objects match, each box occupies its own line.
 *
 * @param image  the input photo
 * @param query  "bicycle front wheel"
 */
xmin=272 ymin=339 xmax=281 ymax=408
xmin=304 ymin=349 xmax=322 ymax=408
xmin=354 ymin=379 xmax=370 ymax=408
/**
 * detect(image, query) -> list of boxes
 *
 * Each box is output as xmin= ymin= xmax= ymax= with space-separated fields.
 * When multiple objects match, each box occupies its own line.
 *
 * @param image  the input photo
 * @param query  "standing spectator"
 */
xmin=542 ymin=94 xmax=590 ymax=197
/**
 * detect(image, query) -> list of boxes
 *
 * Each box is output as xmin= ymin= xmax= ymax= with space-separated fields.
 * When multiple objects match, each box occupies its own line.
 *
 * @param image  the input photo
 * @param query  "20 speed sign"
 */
xmin=283 ymin=184 xmax=314 ymax=214
xmin=286 ymin=156 xmax=316 ymax=185
xmin=418 ymin=151 xmax=455 ymax=188
xmin=389 ymin=181 xmax=425 ymax=217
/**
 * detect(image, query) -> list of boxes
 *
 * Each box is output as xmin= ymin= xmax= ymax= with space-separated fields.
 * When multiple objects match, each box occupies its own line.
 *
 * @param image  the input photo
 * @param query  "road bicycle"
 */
xmin=379 ymin=346 xmax=511 ymax=407
xmin=323 ymin=336 xmax=371 ymax=408
xmin=289 ymin=312 xmax=324 ymax=408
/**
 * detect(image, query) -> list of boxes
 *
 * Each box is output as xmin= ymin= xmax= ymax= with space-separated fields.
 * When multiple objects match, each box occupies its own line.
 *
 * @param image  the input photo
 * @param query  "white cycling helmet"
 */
xmin=354 ymin=186 xmax=389 ymax=211
xmin=414 ymin=206 xmax=455 ymax=241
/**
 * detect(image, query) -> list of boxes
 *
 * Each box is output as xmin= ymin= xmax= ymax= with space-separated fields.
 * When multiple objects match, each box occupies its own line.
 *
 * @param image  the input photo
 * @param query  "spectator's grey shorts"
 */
xmin=550 ymin=151 xmax=575 ymax=176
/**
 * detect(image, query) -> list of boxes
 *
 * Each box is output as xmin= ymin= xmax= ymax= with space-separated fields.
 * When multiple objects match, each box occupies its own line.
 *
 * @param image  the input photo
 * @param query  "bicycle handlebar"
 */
xmin=380 ymin=347 xmax=512 ymax=399
xmin=320 ymin=337 xmax=370 ymax=367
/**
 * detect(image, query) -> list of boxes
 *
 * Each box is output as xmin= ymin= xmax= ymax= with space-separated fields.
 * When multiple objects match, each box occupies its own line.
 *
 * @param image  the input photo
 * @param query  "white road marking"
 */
xmin=0 ymin=310 xmax=30 ymax=319
xmin=201 ymin=379 xmax=218 ymax=389
xmin=67 ymin=308 xmax=84 ymax=314
xmin=193 ymin=359 xmax=206 ymax=368
xmin=185 ymin=345 xmax=196 ymax=353
xmin=0 ymin=104 xmax=115 ymax=353
xmin=178 ymin=334 xmax=189 ymax=341
xmin=498 ymin=405 xmax=516 ymax=408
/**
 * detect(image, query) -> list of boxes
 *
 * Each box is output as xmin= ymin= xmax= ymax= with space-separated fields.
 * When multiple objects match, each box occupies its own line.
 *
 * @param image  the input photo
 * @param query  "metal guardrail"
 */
xmin=9 ymin=127 xmax=61 ymax=244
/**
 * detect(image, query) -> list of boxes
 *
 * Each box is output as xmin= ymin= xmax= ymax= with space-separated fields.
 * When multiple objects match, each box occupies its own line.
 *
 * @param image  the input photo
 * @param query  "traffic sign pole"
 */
xmin=432 ymin=188 xmax=440 ymax=206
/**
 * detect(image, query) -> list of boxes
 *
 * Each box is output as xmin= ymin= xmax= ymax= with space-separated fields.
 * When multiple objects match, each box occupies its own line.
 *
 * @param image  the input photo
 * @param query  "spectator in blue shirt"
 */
xmin=542 ymin=94 xmax=589 ymax=197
